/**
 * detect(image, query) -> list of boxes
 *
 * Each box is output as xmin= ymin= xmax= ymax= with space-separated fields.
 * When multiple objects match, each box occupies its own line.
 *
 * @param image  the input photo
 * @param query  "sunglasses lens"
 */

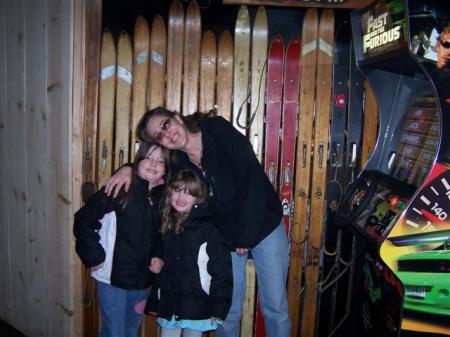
xmin=162 ymin=118 xmax=171 ymax=131
xmin=442 ymin=41 xmax=450 ymax=49
xmin=153 ymin=118 xmax=171 ymax=142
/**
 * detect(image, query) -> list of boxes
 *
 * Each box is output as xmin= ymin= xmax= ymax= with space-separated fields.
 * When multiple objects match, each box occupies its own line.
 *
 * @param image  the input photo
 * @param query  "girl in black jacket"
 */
xmin=148 ymin=170 xmax=232 ymax=337
xmin=74 ymin=142 xmax=170 ymax=337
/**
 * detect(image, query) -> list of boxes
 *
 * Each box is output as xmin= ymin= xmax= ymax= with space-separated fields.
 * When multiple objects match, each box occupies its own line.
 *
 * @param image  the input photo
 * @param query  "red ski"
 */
xmin=264 ymin=35 xmax=284 ymax=190
xmin=279 ymin=37 xmax=301 ymax=235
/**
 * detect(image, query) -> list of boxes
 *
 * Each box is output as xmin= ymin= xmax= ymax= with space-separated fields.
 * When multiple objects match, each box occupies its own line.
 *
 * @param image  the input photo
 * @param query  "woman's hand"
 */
xmin=104 ymin=166 xmax=132 ymax=197
xmin=90 ymin=262 xmax=104 ymax=271
xmin=149 ymin=257 xmax=164 ymax=274
xmin=236 ymin=248 xmax=249 ymax=256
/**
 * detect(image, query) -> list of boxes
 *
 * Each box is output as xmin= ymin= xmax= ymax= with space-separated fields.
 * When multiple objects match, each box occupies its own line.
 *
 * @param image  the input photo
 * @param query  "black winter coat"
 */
xmin=173 ymin=116 xmax=283 ymax=249
xmin=73 ymin=175 xmax=163 ymax=290
xmin=148 ymin=202 xmax=233 ymax=321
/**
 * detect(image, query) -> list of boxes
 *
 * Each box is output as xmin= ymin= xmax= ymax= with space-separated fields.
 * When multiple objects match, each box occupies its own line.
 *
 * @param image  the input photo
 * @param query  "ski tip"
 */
xmin=271 ymin=34 xmax=284 ymax=46
xmin=304 ymin=7 xmax=318 ymax=20
xmin=187 ymin=0 xmax=201 ymax=16
xmin=237 ymin=5 xmax=250 ymax=20
xmin=219 ymin=30 xmax=233 ymax=44
xmin=170 ymin=0 xmax=184 ymax=14
xmin=288 ymin=36 xmax=301 ymax=46
xmin=320 ymin=8 xmax=335 ymax=22
xmin=152 ymin=14 xmax=165 ymax=29
xmin=119 ymin=30 xmax=129 ymax=38
xmin=255 ymin=6 xmax=267 ymax=24
xmin=203 ymin=30 xmax=216 ymax=42
xmin=135 ymin=15 xmax=150 ymax=31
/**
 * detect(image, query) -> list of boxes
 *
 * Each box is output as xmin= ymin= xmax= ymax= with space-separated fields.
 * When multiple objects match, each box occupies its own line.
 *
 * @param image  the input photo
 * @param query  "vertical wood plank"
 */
xmin=72 ymin=0 xmax=86 ymax=335
xmin=24 ymin=0 xmax=50 ymax=335
xmin=0 ymin=0 xmax=12 ymax=324
xmin=4 ymin=0 xmax=29 ymax=332
xmin=47 ymin=0 xmax=73 ymax=335
xmin=82 ymin=1 xmax=102 ymax=334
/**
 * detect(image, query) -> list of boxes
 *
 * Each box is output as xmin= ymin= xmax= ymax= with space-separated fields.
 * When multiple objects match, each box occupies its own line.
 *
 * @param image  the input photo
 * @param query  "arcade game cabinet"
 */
xmin=336 ymin=0 xmax=450 ymax=336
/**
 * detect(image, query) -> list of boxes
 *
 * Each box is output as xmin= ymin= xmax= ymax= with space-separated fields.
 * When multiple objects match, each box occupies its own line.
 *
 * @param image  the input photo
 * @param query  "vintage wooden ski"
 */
xmin=166 ymin=0 xmax=184 ymax=112
xmin=216 ymin=30 xmax=233 ymax=121
xmin=319 ymin=20 xmax=351 ymax=337
xmin=234 ymin=9 xmax=254 ymax=335
xmin=131 ymin=15 xmax=150 ymax=158
xmin=97 ymin=29 xmax=116 ymax=187
xmin=114 ymin=31 xmax=132 ymax=171
xmin=254 ymin=32 xmax=283 ymax=337
xmin=240 ymin=259 xmax=256 ymax=337
xmin=249 ymin=6 xmax=268 ymax=163
xmin=81 ymin=1 xmax=102 ymax=335
xmin=279 ymin=37 xmax=301 ymax=235
xmin=360 ymin=81 xmax=378 ymax=167
xmin=148 ymin=14 xmax=166 ymax=110
xmin=288 ymin=8 xmax=319 ymax=337
xmin=144 ymin=19 xmax=164 ymax=337
xmin=233 ymin=5 xmax=250 ymax=135
xmin=182 ymin=0 xmax=201 ymax=115
xmin=199 ymin=30 xmax=217 ymax=113
xmin=301 ymin=9 xmax=334 ymax=337
xmin=264 ymin=35 xmax=284 ymax=190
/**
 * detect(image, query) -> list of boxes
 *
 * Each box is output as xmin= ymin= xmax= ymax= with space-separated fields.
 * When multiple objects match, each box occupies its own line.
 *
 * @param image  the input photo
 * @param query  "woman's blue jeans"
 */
xmin=97 ymin=281 xmax=148 ymax=337
xmin=216 ymin=222 xmax=291 ymax=337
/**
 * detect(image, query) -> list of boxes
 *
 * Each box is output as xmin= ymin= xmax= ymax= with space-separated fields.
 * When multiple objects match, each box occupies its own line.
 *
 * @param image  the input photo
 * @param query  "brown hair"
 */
xmin=439 ymin=26 xmax=450 ymax=42
xmin=119 ymin=142 xmax=171 ymax=209
xmin=136 ymin=107 xmax=215 ymax=144
xmin=161 ymin=169 xmax=207 ymax=234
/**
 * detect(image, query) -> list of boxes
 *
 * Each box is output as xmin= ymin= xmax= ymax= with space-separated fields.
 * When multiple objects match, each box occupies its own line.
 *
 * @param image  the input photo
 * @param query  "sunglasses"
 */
xmin=438 ymin=37 xmax=450 ymax=49
xmin=154 ymin=118 xmax=172 ymax=142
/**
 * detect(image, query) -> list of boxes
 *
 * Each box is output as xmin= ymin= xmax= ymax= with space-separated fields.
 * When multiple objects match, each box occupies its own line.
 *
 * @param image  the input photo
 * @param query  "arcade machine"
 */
xmin=336 ymin=0 xmax=450 ymax=335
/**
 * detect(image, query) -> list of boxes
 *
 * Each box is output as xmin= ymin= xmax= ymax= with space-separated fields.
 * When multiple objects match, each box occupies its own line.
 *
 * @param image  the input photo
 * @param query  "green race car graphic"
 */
xmin=390 ymin=230 xmax=450 ymax=316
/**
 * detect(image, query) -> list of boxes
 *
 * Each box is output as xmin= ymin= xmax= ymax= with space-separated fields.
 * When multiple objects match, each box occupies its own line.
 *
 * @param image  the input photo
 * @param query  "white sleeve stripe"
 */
xmin=197 ymin=242 xmax=212 ymax=294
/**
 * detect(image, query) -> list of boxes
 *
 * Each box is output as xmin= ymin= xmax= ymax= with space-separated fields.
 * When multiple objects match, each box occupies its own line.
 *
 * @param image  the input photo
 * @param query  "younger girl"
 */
xmin=74 ymin=142 xmax=170 ymax=337
xmin=147 ymin=169 xmax=232 ymax=337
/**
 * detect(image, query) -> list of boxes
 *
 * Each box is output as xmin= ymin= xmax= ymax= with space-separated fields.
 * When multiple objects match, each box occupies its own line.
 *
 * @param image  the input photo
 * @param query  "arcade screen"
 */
xmin=348 ymin=95 xmax=439 ymax=244
xmin=390 ymin=95 xmax=439 ymax=187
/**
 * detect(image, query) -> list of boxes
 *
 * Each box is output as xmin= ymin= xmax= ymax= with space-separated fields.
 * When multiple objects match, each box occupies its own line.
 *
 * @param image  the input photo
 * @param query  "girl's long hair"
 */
xmin=161 ymin=170 xmax=207 ymax=234
xmin=136 ymin=107 xmax=215 ymax=144
xmin=119 ymin=142 xmax=171 ymax=209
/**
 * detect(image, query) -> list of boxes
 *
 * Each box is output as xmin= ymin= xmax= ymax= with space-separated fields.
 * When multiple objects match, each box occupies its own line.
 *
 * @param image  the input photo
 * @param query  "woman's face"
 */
xmin=146 ymin=114 xmax=188 ymax=150
xmin=170 ymin=186 xmax=197 ymax=214
xmin=137 ymin=146 xmax=166 ymax=186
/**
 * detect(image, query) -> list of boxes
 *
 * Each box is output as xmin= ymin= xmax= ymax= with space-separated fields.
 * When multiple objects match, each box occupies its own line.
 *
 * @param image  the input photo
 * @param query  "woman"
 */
xmin=106 ymin=107 xmax=290 ymax=337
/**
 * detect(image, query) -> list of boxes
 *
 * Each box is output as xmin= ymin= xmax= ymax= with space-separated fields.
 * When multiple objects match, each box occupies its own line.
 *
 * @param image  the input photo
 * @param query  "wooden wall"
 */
xmin=0 ymin=0 xmax=82 ymax=336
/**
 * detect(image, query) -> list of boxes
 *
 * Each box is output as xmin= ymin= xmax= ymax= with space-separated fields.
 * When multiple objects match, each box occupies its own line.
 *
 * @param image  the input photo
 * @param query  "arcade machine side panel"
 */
xmin=337 ymin=0 xmax=442 ymax=335
xmin=380 ymin=1 xmax=450 ymax=335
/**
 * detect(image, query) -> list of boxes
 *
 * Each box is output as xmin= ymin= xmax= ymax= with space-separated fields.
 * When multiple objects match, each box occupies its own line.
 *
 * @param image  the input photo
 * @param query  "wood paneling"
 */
xmin=47 ymin=0 xmax=73 ymax=334
xmin=4 ymin=0 xmax=29 ymax=333
xmin=0 ymin=0 xmax=12 ymax=325
xmin=25 ymin=1 xmax=50 ymax=335
xmin=72 ymin=0 xmax=86 ymax=335
xmin=0 ymin=0 xmax=77 ymax=336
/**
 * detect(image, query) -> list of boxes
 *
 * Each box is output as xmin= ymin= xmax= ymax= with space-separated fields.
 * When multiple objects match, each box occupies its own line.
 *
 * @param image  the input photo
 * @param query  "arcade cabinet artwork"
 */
xmin=336 ymin=0 xmax=450 ymax=336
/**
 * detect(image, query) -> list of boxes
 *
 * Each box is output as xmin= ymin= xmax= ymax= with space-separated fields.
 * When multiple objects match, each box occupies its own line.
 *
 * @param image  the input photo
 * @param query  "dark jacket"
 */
xmin=73 ymin=175 xmax=164 ymax=290
xmin=148 ymin=202 xmax=232 ymax=321
xmin=173 ymin=116 xmax=283 ymax=249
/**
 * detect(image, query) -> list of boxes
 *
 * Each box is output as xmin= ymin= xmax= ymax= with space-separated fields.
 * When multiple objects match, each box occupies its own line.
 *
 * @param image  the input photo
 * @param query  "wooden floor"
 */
xmin=0 ymin=320 xmax=28 ymax=337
